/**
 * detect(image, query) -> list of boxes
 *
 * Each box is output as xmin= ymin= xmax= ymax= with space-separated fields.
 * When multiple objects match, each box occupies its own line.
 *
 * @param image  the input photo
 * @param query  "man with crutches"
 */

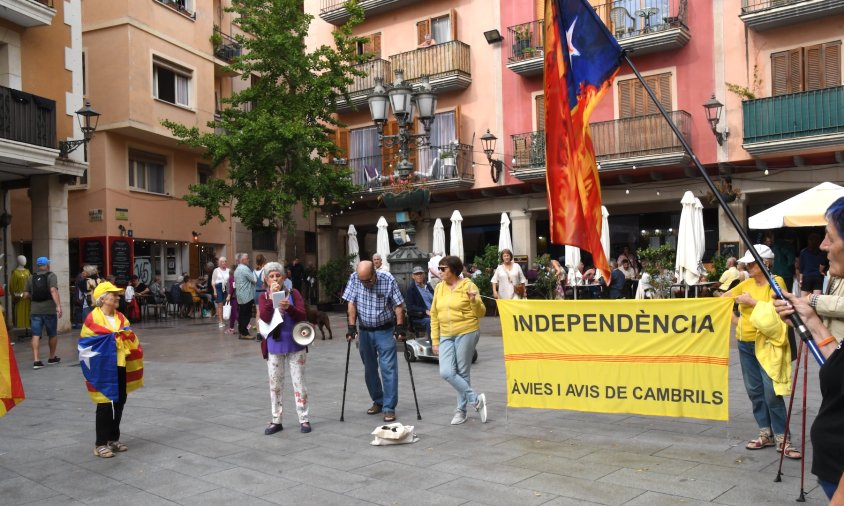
xmin=343 ymin=261 xmax=407 ymax=423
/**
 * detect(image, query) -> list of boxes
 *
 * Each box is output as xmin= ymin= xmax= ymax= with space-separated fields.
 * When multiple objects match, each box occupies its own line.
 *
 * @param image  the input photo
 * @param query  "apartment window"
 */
xmin=535 ymin=94 xmax=545 ymax=131
xmin=252 ymin=227 xmax=276 ymax=251
xmin=197 ymin=163 xmax=213 ymax=184
xmin=617 ymin=73 xmax=672 ymax=118
xmin=356 ymin=32 xmax=381 ymax=61
xmin=771 ymin=41 xmax=841 ymax=96
xmin=416 ymin=10 xmax=457 ymax=45
xmin=153 ymin=57 xmax=191 ymax=107
xmin=129 ymin=149 xmax=167 ymax=194
xmin=305 ymin=231 xmax=317 ymax=254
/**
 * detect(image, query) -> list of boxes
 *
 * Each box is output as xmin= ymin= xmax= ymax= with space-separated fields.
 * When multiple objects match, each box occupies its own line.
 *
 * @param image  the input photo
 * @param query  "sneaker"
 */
xmin=264 ymin=423 xmax=283 ymax=435
xmin=218 ymin=322 xmax=225 ymax=328
xmin=300 ymin=422 xmax=312 ymax=433
xmin=47 ymin=357 xmax=61 ymax=365
xmin=33 ymin=361 xmax=44 ymax=369
xmin=239 ymin=334 xmax=253 ymax=340
xmin=450 ymin=410 xmax=467 ymax=425
xmin=474 ymin=393 xmax=488 ymax=423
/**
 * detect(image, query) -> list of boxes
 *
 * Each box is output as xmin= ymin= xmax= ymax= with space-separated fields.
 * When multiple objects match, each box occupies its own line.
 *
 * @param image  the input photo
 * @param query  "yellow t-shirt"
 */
xmin=728 ymin=275 xmax=786 ymax=342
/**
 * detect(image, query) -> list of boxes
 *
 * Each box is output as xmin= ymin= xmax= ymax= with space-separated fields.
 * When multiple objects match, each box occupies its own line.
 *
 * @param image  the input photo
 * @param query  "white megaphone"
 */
xmin=292 ymin=322 xmax=316 ymax=347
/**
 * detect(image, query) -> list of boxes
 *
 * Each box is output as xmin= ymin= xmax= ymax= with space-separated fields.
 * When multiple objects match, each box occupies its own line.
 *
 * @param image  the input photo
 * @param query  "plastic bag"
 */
xmin=222 ymin=302 xmax=231 ymax=321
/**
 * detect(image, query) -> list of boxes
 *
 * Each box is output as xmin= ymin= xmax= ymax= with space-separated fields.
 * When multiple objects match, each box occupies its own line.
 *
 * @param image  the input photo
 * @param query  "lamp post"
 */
xmin=480 ymin=129 xmax=504 ymax=183
xmin=58 ymin=101 xmax=101 ymax=158
xmin=702 ymin=94 xmax=728 ymax=146
xmin=367 ymin=70 xmax=437 ymax=179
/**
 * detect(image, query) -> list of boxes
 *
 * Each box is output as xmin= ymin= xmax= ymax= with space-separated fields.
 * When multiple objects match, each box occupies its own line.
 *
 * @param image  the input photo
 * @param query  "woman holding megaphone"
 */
xmin=258 ymin=262 xmax=311 ymax=435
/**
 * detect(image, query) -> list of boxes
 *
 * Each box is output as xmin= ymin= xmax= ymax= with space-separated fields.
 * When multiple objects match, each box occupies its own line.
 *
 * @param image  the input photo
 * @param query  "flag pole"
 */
xmin=622 ymin=52 xmax=824 ymax=366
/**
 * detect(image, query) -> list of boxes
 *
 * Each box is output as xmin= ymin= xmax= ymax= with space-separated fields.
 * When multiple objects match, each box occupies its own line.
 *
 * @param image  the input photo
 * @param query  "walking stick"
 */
xmin=340 ymin=339 xmax=351 ymax=422
xmin=798 ymin=343 xmax=809 ymax=502
xmin=775 ymin=339 xmax=803 ymax=482
xmin=403 ymin=340 xmax=422 ymax=420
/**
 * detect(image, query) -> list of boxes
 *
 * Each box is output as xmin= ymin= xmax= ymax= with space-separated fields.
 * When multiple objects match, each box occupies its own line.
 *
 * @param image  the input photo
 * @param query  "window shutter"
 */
xmin=450 ymin=9 xmax=458 ymax=41
xmin=633 ymin=81 xmax=646 ymax=116
xmin=657 ymin=73 xmax=672 ymax=111
xmin=788 ymin=47 xmax=803 ymax=93
xmin=535 ymin=94 xmax=545 ymax=131
xmin=335 ymin=128 xmax=349 ymax=158
xmin=536 ymin=0 xmax=545 ymax=20
xmin=417 ymin=19 xmax=431 ymax=45
xmin=771 ymin=50 xmax=788 ymax=96
xmin=618 ymin=79 xmax=632 ymax=118
xmin=823 ymin=41 xmax=841 ymax=88
xmin=372 ymin=32 xmax=382 ymax=59
xmin=805 ymin=44 xmax=822 ymax=91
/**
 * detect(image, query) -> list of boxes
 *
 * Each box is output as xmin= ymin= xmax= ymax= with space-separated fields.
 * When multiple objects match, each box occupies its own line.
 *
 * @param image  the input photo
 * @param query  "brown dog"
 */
xmin=305 ymin=305 xmax=332 ymax=340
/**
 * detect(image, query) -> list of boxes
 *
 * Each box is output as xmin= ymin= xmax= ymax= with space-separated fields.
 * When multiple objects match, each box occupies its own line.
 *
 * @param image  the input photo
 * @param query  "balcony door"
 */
xmin=349 ymin=126 xmax=382 ymax=187
xmin=417 ymin=110 xmax=459 ymax=180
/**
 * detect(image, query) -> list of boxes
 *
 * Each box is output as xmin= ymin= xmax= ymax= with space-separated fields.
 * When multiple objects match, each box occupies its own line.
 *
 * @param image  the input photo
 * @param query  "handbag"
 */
xmin=514 ymin=283 xmax=526 ymax=297
xmin=222 ymin=302 xmax=231 ymax=321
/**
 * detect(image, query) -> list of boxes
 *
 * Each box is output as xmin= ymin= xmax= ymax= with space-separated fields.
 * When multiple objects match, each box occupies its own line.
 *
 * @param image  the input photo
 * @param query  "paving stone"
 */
xmin=259 ymin=483 xmax=374 ymax=505
xmin=177 ymin=487 xmax=275 ymax=505
xmin=598 ymin=467 xmax=732 ymax=501
xmin=279 ymin=463 xmax=373 ymax=494
xmin=506 ymin=453 xmax=619 ymax=480
xmin=515 ymin=472 xmax=645 ymax=505
xmin=0 ymin=476 xmax=62 ymax=504
xmin=351 ymin=460 xmax=460 ymax=489
xmin=622 ymin=490 xmax=714 ymax=506
xmin=345 ymin=479 xmax=467 ymax=506
xmin=579 ymin=449 xmax=698 ymax=475
xmin=428 ymin=475 xmax=559 ymax=506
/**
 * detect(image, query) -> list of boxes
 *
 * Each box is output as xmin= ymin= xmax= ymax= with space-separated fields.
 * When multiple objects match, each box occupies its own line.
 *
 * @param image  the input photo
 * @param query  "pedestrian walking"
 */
xmin=234 ymin=253 xmax=256 ymax=340
xmin=22 ymin=257 xmax=61 ymax=369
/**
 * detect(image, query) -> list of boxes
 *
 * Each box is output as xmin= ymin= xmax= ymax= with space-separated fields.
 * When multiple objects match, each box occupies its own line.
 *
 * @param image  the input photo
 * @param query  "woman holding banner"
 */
xmin=723 ymin=245 xmax=800 ymax=460
xmin=775 ymin=197 xmax=844 ymax=502
xmin=431 ymin=255 xmax=487 ymax=425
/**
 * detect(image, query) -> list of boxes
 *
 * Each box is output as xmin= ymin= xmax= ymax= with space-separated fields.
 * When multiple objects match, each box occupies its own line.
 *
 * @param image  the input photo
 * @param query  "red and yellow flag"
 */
xmin=544 ymin=0 xmax=622 ymax=281
xmin=0 ymin=310 xmax=25 ymax=417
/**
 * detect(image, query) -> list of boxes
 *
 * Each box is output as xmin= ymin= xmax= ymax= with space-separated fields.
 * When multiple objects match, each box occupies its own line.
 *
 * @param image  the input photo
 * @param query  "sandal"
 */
xmin=775 ymin=435 xmax=802 ymax=460
xmin=107 ymin=441 xmax=128 ymax=452
xmin=383 ymin=412 xmax=396 ymax=423
xmin=94 ymin=445 xmax=114 ymax=458
xmin=746 ymin=429 xmax=774 ymax=450
xmin=366 ymin=403 xmax=382 ymax=415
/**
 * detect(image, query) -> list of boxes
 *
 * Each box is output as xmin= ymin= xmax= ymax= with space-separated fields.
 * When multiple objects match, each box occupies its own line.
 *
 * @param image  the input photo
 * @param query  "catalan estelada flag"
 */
xmin=544 ymin=0 xmax=622 ymax=282
xmin=80 ymin=308 xmax=143 ymax=403
xmin=0 ymin=310 xmax=25 ymax=417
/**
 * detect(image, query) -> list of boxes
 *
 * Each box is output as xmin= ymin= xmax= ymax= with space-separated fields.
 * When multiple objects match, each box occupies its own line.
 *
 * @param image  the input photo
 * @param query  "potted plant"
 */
xmin=706 ymin=178 xmax=741 ymax=204
xmin=210 ymin=25 xmax=223 ymax=52
xmin=316 ymin=254 xmax=355 ymax=309
xmin=522 ymin=47 xmax=535 ymax=59
xmin=512 ymin=24 xmax=532 ymax=57
xmin=439 ymin=140 xmax=459 ymax=170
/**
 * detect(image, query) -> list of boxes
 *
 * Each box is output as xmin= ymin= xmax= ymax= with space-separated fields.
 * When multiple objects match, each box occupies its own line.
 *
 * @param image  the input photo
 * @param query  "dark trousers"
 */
xmin=95 ymin=366 xmax=127 ymax=446
xmin=238 ymin=300 xmax=253 ymax=336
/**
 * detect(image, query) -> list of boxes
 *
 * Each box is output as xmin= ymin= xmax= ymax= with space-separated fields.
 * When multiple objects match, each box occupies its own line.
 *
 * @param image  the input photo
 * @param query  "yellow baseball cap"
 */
xmin=92 ymin=281 xmax=123 ymax=301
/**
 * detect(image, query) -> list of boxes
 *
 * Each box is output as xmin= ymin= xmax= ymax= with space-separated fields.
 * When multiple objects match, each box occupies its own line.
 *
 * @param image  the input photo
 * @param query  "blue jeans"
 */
xmin=819 ymin=479 xmax=838 ymax=499
xmin=438 ymin=330 xmax=480 ymax=412
xmin=31 ymin=314 xmax=57 ymax=338
xmin=82 ymin=306 xmax=94 ymax=323
xmin=358 ymin=327 xmax=398 ymax=412
xmin=737 ymin=340 xmax=788 ymax=435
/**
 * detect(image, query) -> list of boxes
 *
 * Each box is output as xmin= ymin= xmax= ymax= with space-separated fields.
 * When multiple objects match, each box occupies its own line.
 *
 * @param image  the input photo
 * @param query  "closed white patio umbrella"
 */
xmin=498 ymin=212 xmax=513 ymax=253
xmin=596 ymin=206 xmax=610 ymax=281
xmin=433 ymin=218 xmax=446 ymax=255
xmin=348 ymin=224 xmax=360 ymax=268
xmin=693 ymin=197 xmax=705 ymax=268
xmin=376 ymin=216 xmax=391 ymax=271
xmin=450 ymin=210 xmax=464 ymax=262
xmin=676 ymin=191 xmax=699 ymax=286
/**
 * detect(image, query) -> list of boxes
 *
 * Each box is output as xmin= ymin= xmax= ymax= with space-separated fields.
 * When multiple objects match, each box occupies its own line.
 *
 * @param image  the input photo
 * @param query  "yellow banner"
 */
xmin=498 ymin=298 xmax=733 ymax=421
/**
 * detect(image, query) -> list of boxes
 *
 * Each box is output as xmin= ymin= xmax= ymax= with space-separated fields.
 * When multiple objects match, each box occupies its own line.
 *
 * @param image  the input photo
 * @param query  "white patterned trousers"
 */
xmin=267 ymin=350 xmax=309 ymax=424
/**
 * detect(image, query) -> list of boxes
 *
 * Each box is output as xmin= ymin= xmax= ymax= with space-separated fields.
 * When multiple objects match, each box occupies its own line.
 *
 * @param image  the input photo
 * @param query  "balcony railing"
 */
xmin=346 ymin=142 xmax=475 ymax=192
xmin=510 ymin=111 xmax=691 ymax=178
xmin=213 ymin=29 xmax=241 ymax=62
xmin=389 ymin=41 xmax=471 ymax=92
xmin=740 ymin=0 xmax=844 ymax=30
xmin=592 ymin=0 xmax=689 ymax=55
xmin=592 ymin=110 xmax=690 ymax=161
xmin=507 ymin=20 xmax=544 ymax=63
xmin=743 ymin=86 xmax=844 ymax=150
xmin=34 ymin=0 xmax=55 ymax=6
xmin=153 ymin=0 xmax=196 ymax=20
xmin=336 ymin=59 xmax=392 ymax=112
xmin=0 ymin=85 xmax=57 ymax=149
xmin=319 ymin=0 xmax=424 ymax=25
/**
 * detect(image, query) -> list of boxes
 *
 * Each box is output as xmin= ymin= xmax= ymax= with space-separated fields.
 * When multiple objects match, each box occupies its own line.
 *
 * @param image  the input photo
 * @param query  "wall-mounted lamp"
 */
xmin=118 ymin=224 xmax=126 ymax=237
xmin=703 ymin=94 xmax=728 ymax=146
xmin=59 ymin=101 xmax=101 ymax=158
xmin=483 ymin=29 xmax=503 ymax=44
xmin=192 ymin=230 xmax=200 ymax=242
xmin=480 ymin=129 xmax=504 ymax=183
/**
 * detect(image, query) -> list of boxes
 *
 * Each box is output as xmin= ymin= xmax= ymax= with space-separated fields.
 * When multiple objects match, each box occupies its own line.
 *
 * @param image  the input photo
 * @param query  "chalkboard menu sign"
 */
xmin=110 ymin=238 xmax=133 ymax=286
xmin=80 ymin=238 xmax=105 ymax=274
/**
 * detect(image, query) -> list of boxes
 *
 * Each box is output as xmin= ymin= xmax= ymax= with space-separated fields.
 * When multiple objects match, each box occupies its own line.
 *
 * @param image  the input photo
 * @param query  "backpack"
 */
xmin=31 ymin=272 xmax=52 ymax=302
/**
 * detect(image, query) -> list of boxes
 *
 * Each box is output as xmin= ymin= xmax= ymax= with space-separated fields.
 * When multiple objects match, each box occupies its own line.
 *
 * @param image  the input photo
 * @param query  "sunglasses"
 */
xmin=438 ymin=266 xmax=448 ymax=271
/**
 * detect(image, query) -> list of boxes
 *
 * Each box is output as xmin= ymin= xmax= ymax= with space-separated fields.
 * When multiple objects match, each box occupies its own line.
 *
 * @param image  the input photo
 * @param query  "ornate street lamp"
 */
xmin=59 ymin=101 xmax=101 ymax=158
xmin=480 ymin=129 xmax=504 ymax=183
xmin=367 ymin=70 xmax=437 ymax=179
xmin=703 ymin=94 xmax=728 ymax=146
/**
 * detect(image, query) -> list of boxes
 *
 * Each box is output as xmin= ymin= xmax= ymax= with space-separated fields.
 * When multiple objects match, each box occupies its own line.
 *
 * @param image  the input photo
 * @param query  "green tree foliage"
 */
xmin=531 ymin=254 xmax=558 ymax=300
xmin=471 ymin=244 xmax=501 ymax=300
xmin=316 ymin=255 xmax=355 ymax=303
xmin=163 ymin=0 xmax=367 ymax=230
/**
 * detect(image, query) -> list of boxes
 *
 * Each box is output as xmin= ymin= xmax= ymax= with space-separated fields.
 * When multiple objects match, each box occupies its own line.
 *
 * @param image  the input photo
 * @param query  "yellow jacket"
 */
xmin=749 ymin=300 xmax=792 ymax=396
xmin=430 ymin=278 xmax=486 ymax=346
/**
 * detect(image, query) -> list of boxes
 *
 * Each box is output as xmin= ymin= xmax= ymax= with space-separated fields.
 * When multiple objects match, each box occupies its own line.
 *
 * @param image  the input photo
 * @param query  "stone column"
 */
xmin=717 ymin=194 xmax=747 ymax=256
xmin=30 ymin=174 xmax=70 ymax=332
xmin=510 ymin=210 xmax=535 ymax=265
xmin=414 ymin=218 xmax=433 ymax=253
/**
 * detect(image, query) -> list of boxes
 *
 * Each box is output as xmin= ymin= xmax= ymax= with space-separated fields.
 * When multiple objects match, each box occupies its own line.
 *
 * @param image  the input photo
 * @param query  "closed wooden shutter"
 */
xmin=788 ymin=48 xmax=803 ymax=93
xmin=617 ymin=73 xmax=672 ymax=118
xmin=618 ymin=79 xmax=632 ymax=118
xmin=450 ymin=9 xmax=458 ymax=41
xmin=335 ymin=128 xmax=349 ymax=158
xmin=362 ymin=32 xmax=382 ymax=59
xmin=771 ymin=50 xmax=789 ymax=96
xmin=536 ymin=0 xmax=545 ymax=19
xmin=807 ymin=41 xmax=842 ymax=89
xmin=824 ymin=41 xmax=842 ymax=87
xmin=454 ymin=105 xmax=461 ymax=143
xmin=805 ymin=44 xmax=823 ymax=90
xmin=417 ymin=19 xmax=431 ymax=45
xmin=535 ymin=94 xmax=545 ymax=131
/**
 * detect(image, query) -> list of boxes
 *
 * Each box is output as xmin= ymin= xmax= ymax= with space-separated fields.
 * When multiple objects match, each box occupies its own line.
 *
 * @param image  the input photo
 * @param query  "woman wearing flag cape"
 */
xmin=79 ymin=281 xmax=144 ymax=458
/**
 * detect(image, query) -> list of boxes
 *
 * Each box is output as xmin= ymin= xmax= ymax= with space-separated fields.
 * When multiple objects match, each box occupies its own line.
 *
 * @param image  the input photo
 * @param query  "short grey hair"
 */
xmin=263 ymin=262 xmax=285 ymax=280
xmin=372 ymin=253 xmax=382 ymax=261
xmin=235 ymin=252 xmax=248 ymax=263
xmin=218 ymin=256 xmax=227 ymax=263
xmin=609 ymin=260 xmax=618 ymax=269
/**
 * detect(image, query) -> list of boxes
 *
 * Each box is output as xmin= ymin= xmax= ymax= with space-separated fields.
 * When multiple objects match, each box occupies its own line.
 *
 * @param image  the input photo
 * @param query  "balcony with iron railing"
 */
xmin=319 ymin=0 xmax=424 ymax=25
xmin=740 ymin=0 xmax=844 ymax=31
xmin=213 ymin=28 xmax=241 ymax=63
xmin=1 ymin=0 xmax=56 ymax=27
xmin=336 ymin=59 xmax=392 ymax=113
xmin=389 ymin=41 xmax=471 ymax=93
xmin=509 ymin=110 xmax=691 ymax=179
xmin=345 ymin=142 xmax=475 ymax=194
xmin=0 ymin=85 xmax=59 ymax=169
xmin=505 ymin=20 xmax=544 ymax=77
xmin=742 ymin=85 xmax=844 ymax=155
xmin=593 ymin=0 xmax=689 ymax=55
xmin=153 ymin=0 xmax=196 ymax=19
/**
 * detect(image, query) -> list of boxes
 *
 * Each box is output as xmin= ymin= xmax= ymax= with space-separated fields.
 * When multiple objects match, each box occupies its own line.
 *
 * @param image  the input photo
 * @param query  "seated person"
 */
xmin=180 ymin=275 xmax=201 ymax=317
xmin=619 ymin=259 xmax=636 ymax=280
xmin=405 ymin=266 xmax=434 ymax=338
xmin=418 ymin=33 xmax=437 ymax=47
xmin=607 ymin=260 xmax=626 ymax=299
xmin=195 ymin=274 xmax=215 ymax=313
xmin=148 ymin=275 xmax=165 ymax=304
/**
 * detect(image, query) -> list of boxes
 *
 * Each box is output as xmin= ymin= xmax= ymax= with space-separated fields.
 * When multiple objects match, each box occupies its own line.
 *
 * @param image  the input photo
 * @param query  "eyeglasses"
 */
xmin=438 ymin=266 xmax=448 ymax=271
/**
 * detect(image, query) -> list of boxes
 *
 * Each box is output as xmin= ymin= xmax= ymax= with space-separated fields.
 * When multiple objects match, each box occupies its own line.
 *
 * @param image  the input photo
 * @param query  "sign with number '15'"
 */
xmin=497 ymin=298 xmax=733 ymax=421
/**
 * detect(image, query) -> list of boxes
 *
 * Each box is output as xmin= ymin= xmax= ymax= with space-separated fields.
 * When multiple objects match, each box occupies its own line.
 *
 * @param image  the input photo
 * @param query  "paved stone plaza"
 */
xmin=0 ymin=313 xmax=830 ymax=505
